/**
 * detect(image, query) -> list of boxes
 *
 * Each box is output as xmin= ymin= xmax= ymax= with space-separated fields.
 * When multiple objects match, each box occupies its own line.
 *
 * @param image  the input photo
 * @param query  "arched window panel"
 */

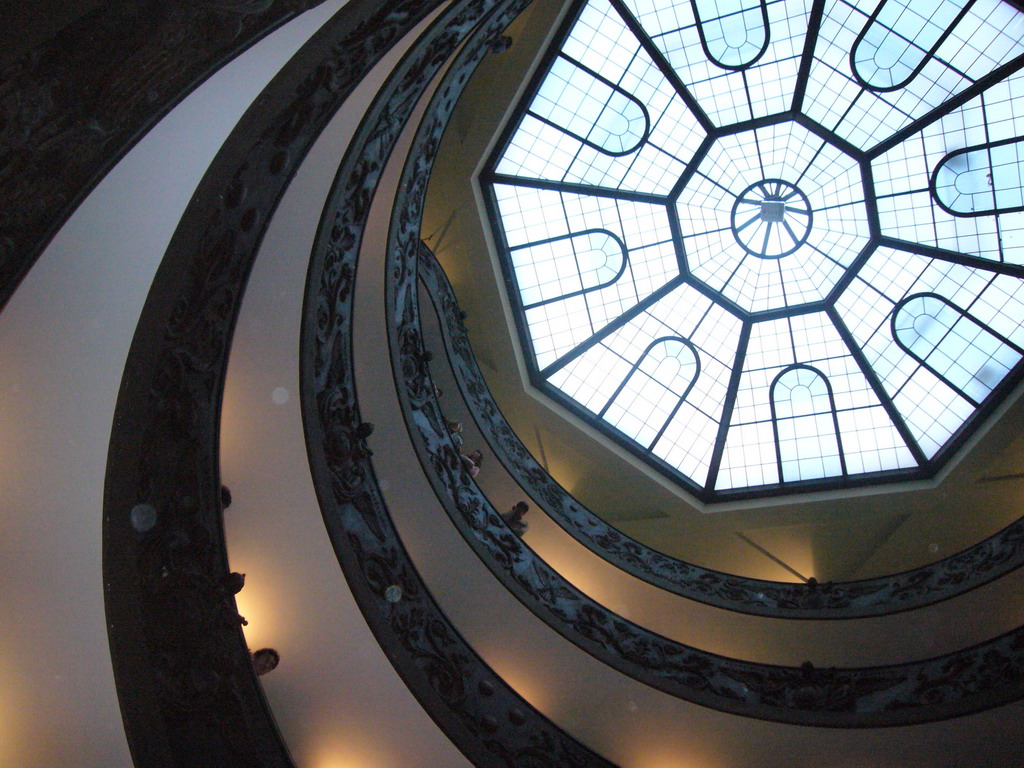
xmin=933 ymin=137 xmax=1024 ymax=216
xmin=851 ymin=0 xmax=969 ymax=93
xmin=500 ymin=109 xmax=688 ymax=197
xmin=835 ymin=248 xmax=953 ymax=346
xmin=771 ymin=366 xmax=844 ymax=483
xmin=648 ymin=306 xmax=740 ymax=484
xmin=800 ymin=0 xmax=1024 ymax=152
xmin=892 ymin=294 xmax=1022 ymax=405
xmin=511 ymin=230 xmax=628 ymax=309
xmin=529 ymin=56 xmax=649 ymax=157
xmin=619 ymin=0 xmax=809 ymax=125
xmin=544 ymin=287 xmax=740 ymax=485
xmin=784 ymin=312 xmax=867 ymax=398
xmin=779 ymin=315 xmax=912 ymax=477
xmin=493 ymin=185 xmax=674 ymax=252
xmin=601 ymin=338 xmax=701 ymax=447
xmin=717 ymin=312 xmax=917 ymax=489
xmin=842 ymin=248 xmax=1024 ymax=354
xmin=834 ymin=248 xmax=1021 ymax=458
xmin=648 ymin=294 xmax=743 ymax=483
xmin=693 ymin=0 xmax=770 ymax=70
xmin=872 ymin=69 xmax=1024 ymax=263
xmin=494 ymin=0 xmax=703 ymax=193
xmin=491 ymin=186 xmax=677 ymax=315
xmin=492 ymin=188 xmax=683 ymax=375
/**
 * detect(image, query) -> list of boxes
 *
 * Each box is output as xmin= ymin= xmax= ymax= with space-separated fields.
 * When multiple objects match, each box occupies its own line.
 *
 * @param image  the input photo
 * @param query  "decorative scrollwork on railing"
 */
xmin=301 ymin=0 xmax=617 ymax=765
xmin=416 ymin=244 xmax=1024 ymax=620
xmin=397 ymin=243 xmax=1024 ymax=726
xmin=384 ymin=2 xmax=1024 ymax=724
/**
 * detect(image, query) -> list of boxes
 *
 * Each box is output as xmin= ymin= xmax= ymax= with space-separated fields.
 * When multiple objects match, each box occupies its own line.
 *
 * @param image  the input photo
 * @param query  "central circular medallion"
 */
xmin=730 ymin=179 xmax=812 ymax=259
xmin=675 ymin=123 xmax=869 ymax=314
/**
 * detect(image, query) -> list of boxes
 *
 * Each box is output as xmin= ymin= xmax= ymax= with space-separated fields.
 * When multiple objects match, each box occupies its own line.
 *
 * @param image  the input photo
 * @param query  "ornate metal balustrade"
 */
xmin=300 ymin=0 xmax=616 ymax=765
xmin=417 ymin=241 xmax=1024 ymax=620
xmin=383 ymin=1 xmax=1024 ymax=724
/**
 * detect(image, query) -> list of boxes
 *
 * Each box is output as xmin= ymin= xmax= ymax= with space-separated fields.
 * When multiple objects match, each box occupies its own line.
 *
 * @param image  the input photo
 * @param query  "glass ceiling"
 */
xmin=483 ymin=0 xmax=1024 ymax=501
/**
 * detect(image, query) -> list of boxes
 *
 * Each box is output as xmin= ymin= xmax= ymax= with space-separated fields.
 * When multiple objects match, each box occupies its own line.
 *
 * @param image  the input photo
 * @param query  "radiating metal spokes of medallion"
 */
xmin=731 ymin=179 xmax=812 ymax=259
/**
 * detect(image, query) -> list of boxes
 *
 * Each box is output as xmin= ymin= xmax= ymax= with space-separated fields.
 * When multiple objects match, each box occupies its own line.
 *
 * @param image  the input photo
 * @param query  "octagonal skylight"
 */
xmin=483 ymin=0 xmax=1024 ymax=501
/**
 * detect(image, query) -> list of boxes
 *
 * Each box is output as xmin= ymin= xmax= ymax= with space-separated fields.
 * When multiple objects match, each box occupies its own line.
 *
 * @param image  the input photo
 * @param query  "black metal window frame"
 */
xmin=891 ymin=291 xmax=1024 ymax=407
xmin=596 ymin=334 xmax=703 ymax=450
xmin=513 ymin=227 xmax=631 ymax=309
xmin=479 ymin=0 xmax=1024 ymax=502
xmin=769 ymin=363 xmax=848 ymax=483
xmin=850 ymin=0 xmax=978 ymax=93
xmin=527 ymin=52 xmax=653 ymax=156
xmin=931 ymin=134 xmax=1024 ymax=217
xmin=693 ymin=0 xmax=772 ymax=71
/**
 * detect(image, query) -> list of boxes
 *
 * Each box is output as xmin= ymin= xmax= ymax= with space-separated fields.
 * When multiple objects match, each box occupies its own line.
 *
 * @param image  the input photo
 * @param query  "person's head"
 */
xmin=253 ymin=648 xmax=280 ymax=676
xmin=447 ymin=419 xmax=462 ymax=433
xmin=468 ymin=449 xmax=483 ymax=467
xmin=490 ymin=34 xmax=513 ymax=53
xmin=513 ymin=501 xmax=529 ymax=516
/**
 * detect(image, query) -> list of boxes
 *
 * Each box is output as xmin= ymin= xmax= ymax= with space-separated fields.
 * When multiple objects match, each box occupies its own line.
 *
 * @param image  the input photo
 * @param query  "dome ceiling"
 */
xmin=484 ymin=0 xmax=1024 ymax=501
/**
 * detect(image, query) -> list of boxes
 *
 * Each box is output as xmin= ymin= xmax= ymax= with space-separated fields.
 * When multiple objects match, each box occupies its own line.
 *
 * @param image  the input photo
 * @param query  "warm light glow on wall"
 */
xmin=634 ymin=749 xmax=704 ymax=768
xmin=536 ymin=551 xmax=600 ymax=598
xmin=545 ymin=455 xmax=583 ymax=492
xmin=232 ymin=579 xmax=280 ymax=652
xmin=311 ymin=741 xmax=389 ymax=768
xmin=478 ymin=658 xmax=553 ymax=716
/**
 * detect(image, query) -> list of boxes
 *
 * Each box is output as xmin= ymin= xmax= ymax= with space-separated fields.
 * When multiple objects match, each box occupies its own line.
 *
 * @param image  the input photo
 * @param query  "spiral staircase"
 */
xmin=4 ymin=1 xmax=1024 ymax=766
